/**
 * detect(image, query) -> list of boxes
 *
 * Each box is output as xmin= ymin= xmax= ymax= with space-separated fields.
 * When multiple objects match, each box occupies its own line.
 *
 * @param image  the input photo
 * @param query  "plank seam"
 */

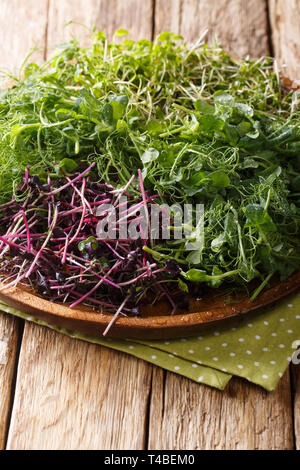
xmin=3 ymin=319 xmax=24 ymax=449
xmin=43 ymin=0 xmax=50 ymax=60
xmin=290 ymin=365 xmax=297 ymax=450
xmin=144 ymin=366 xmax=154 ymax=450
xmin=266 ymin=0 xmax=274 ymax=56
xmin=178 ymin=0 xmax=183 ymax=35
xmin=151 ymin=0 xmax=156 ymax=40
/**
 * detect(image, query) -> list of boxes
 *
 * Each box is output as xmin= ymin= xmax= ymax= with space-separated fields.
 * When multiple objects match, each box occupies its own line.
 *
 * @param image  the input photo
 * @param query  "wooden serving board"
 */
xmin=0 ymin=271 xmax=299 ymax=339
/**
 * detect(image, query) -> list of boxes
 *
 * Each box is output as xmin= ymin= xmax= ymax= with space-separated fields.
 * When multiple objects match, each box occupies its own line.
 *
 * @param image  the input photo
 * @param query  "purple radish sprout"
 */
xmin=102 ymin=295 xmax=131 ymax=336
xmin=0 ymin=236 xmax=28 ymax=253
xmin=0 ymin=166 xmax=185 ymax=325
xmin=25 ymin=205 xmax=59 ymax=278
xmin=18 ymin=211 xmax=32 ymax=251
xmin=69 ymin=260 xmax=122 ymax=308
xmin=103 ymin=242 xmax=125 ymax=260
xmin=45 ymin=162 xmax=95 ymax=196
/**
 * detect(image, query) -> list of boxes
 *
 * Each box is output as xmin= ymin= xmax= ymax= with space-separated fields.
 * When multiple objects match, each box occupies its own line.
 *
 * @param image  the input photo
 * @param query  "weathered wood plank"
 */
xmin=6 ymin=323 xmax=152 ymax=450
xmin=0 ymin=0 xmax=48 ymax=71
xmin=154 ymin=0 xmax=269 ymax=57
xmin=0 ymin=0 xmax=48 ymax=449
xmin=0 ymin=313 xmax=20 ymax=450
xmin=47 ymin=0 xmax=154 ymax=52
xmin=94 ymin=0 xmax=154 ymax=40
xmin=154 ymin=0 xmax=181 ymax=35
xmin=292 ymin=364 xmax=300 ymax=450
xmin=148 ymin=368 xmax=294 ymax=450
xmin=269 ymin=0 xmax=300 ymax=81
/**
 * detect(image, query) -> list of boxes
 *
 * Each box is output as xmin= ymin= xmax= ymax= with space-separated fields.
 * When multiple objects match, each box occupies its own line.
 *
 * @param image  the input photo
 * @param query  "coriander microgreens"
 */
xmin=0 ymin=31 xmax=299 ymax=294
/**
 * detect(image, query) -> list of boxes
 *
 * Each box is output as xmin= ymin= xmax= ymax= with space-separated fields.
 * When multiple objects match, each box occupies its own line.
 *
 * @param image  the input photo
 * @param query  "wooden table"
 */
xmin=0 ymin=0 xmax=299 ymax=450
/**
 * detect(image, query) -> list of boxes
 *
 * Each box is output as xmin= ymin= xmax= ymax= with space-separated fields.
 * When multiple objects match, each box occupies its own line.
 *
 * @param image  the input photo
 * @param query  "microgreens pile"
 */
xmin=0 ymin=163 xmax=189 ymax=331
xmin=0 ymin=30 xmax=299 ymax=309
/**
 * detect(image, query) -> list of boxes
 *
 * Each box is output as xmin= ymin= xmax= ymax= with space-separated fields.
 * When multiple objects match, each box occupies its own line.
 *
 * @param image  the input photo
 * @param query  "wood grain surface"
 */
xmin=269 ymin=0 xmax=300 ymax=80
xmin=155 ymin=0 xmax=270 ymax=57
xmin=47 ymin=0 xmax=154 ymax=53
xmin=0 ymin=313 xmax=20 ymax=449
xmin=0 ymin=0 xmax=49 ymax=71
xmin=148 ymin=367 xmax=294 ymax=450
xmin=292 ymin=364 xmax=300 ymax=450
xmin=0 ymin=0 xmax=299 ymax=450
xmin=6 ymin=323 xmax=152 ymax=450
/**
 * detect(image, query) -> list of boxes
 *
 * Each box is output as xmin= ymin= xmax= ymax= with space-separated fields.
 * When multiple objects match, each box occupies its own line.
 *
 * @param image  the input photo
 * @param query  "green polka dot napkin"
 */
xmin=1 ymin=292 xmax=299 ymax=391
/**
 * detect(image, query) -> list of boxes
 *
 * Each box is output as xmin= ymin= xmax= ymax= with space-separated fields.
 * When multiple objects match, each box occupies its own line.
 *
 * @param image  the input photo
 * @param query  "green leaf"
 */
xmin=141 ymin=148 xmax=159 ymax=164
xmin=112 ymin=94 xmax=128 ymax=108
xmin=157 ymin=32 xmax=174 ymax=42
xmin=178 ymin=278 xmax=189 ymax=293
xmin=110 ymin=95 xmax=129 ymax=121
xmin=258 ymin=246 xmax=277 ymax=272
xmin=186 ymin=250 xmax=202 ymax=264
xmin=184 ymin=186 xmax=204 ymax=196
xmin=113 ymin=29 xmax=129 ymax=37
xmin=239 ymin=134 xmax=264 ymax=150
xmin=264 ymin=165 xmax=282 ymax=184
xmin=233 ymin=102 xmax=253 ymax=118
xmin=187 ymin=171 xmax=208 ymax=187
xmin=79 ymin=88 xmax=101 ymax=110
xmin=110 ymin=101 xmax=126 ymax=121
xmin=213 ymin=92 xmax=234 ymax=106
xmin=194 ymin=99 xmax=215 ymax=114
xmin=198 ymin=114 xmax=224 ymax=133
xmin=224 ymin=124 xmax=239 ymax=145
xmin=78 ymin=236 xmax=98 ymax=253
xmin=102 ymin=103 xmax=114 ymax=126
xmin=147 ymin=120 xmax=163 ymax=135
xmin=182 ymin=114 xmax=199 ymax=135
xmin=55 ymin=158 xmax=78 ymax=174
xmin=237 ymin=121 xmax=252 ymax=136
xmin=24 ymin=63 xmax=39 ymax=78
xmin=209 ymin=266 xmax=223 ymax=288
xmin=211 ymin=233 xmax=226 ymax=252
xmin=244 ymin=204 xmax=266 ymax=225
xmin=291 ymin=175 xmax=300 ymax=191
xmin=158 ymin=149 xmax=175 ymax=167
xmin=210 ymin=171 xmax=230 ymax=188
xmin=239 ymin=158 xmax=259 ymax=169
xmin=268 ymin=127 xmax=295 ymax=145
xmin=55 ymin=107 xmax=78 ymax=120
xmin=182 ymin=269 xmax=208 ymax=282
xmin=244 ymin=204 xmax=276 ymax=232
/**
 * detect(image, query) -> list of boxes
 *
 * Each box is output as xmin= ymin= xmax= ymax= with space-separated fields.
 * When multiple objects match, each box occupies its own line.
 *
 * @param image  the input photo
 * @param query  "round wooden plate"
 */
xmin=0 ymin=271 xmax=299 ymax=339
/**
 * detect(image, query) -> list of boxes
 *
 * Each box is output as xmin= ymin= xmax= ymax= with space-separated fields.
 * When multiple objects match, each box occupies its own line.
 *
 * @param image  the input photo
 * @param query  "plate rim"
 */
xmin=0 ymin=271 xmax=299 ymax=339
